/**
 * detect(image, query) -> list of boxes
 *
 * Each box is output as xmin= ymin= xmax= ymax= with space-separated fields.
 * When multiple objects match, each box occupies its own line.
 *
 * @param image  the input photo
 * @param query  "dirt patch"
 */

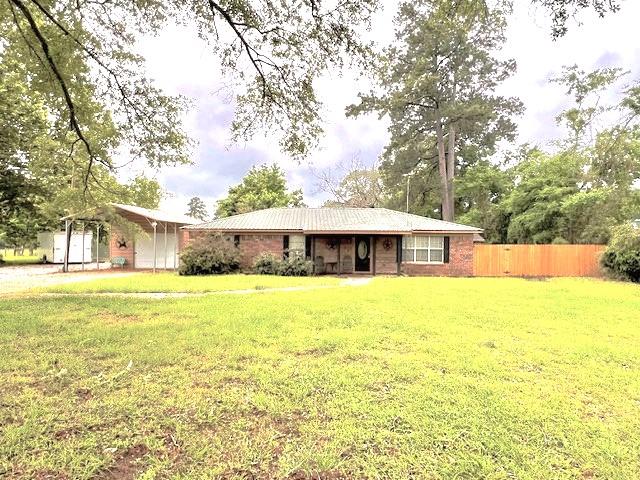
xmin=54 ymin=427 xmax=81 ymax=441
xmin=97 ymin=444 xmax=149 ymax=480
xmin=99 ymin=312 xmax=141 ymax=325
xmin=34 ymin=470 xmax=69 ymax=480
xmin=287 ymin=470 xmax=354 ymax=480
xmin=76 ymin=387 xmax=93 ymax=401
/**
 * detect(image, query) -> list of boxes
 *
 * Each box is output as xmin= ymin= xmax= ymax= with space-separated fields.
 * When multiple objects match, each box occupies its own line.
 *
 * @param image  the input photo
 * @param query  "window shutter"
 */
xmin=283 ymin=235 xmax=290 ymax=259
xmin=443 ymin=236 xmax=450 ymax=263
xmin=396 ymin=235 xmax=403 ymax=263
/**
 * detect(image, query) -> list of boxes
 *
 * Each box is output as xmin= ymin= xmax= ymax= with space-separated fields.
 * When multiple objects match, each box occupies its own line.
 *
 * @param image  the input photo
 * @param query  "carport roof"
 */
xmin=111 ymin=203 xmax=198 ymax=225
xmin=185 ymin=207 xmax=482 ymax=234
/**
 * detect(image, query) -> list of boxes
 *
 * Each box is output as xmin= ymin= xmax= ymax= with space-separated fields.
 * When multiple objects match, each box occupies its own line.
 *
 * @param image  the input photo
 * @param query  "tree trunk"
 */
xmin=435 ymin=120 xmax=452 ymax=221
xmin=446 ymin=124 xmax=456 ymax=220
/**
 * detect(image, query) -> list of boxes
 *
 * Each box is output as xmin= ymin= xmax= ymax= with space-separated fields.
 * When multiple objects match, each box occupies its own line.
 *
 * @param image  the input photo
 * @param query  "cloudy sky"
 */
xmin=134 ymin=1 xmax=640 ymax=216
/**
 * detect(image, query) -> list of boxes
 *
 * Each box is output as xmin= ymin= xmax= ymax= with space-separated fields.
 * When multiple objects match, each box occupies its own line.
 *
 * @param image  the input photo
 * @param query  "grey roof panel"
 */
xmin=185 ymin=208 xmax=482 ymax=233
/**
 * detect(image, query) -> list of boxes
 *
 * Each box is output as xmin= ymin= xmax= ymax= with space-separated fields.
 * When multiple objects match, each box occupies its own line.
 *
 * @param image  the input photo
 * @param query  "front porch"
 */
xmin=307 ymin=235 xmax=401 ymax=275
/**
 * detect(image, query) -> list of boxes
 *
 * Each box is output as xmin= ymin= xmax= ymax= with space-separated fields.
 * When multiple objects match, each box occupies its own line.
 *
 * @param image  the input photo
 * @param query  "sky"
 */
xmin=133 ymin=1 xmax=640 ymax=216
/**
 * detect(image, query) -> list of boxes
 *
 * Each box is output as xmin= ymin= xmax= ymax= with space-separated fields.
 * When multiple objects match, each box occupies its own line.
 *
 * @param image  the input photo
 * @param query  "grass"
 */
xmin=1 ymin=277 xmax=639 ymax=479
xmin=0 ymin=250 xmax=41 ymax=266
xmin=40 ymin=272 xmax=342 ymax=293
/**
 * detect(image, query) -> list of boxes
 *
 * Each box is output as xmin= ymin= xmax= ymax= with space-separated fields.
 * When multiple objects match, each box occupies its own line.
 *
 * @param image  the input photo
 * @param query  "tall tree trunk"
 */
xmin=435 ymin=120 xmax=452 ymax=221
xmin=446 ymin=124 xmax=456 ymax=220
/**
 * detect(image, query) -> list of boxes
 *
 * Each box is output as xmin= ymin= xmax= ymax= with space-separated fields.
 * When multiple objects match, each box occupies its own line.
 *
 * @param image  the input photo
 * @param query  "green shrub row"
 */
xmin=252 ymin=252 xmax=313 ymax=276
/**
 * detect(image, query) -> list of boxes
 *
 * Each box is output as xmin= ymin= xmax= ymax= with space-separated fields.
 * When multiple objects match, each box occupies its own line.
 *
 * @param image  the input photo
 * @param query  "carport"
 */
xmin=110 ymin=204 xmax=197 ymax=271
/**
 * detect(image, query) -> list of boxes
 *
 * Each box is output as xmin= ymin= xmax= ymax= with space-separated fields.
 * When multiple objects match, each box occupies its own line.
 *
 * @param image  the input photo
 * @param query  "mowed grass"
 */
xmin=0 ymin=251 xmax=41 ymax=266
xmin=40 ymin=272 xmax=342 ymax=293
xmin=1 ymin=277 xmax=639 ymax=479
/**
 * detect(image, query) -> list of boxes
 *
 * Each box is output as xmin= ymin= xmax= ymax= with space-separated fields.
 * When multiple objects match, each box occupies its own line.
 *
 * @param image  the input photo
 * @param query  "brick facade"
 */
xmin=109 ymin=227 xmax=135 ymax=269
xmin=400 ymin=234 xmax=474 ymax=277
xmin=179 ymin=230 xmax=474 ymax=276
xmin=375 ymin=236 xmax=399 ymax=274
xmin=236 ymin=234 xmax=284 ymax=269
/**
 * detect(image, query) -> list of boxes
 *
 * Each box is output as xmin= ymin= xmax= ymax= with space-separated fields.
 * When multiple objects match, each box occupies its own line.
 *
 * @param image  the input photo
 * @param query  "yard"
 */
xmin=1 ymin=276 xmax=639 ymax=479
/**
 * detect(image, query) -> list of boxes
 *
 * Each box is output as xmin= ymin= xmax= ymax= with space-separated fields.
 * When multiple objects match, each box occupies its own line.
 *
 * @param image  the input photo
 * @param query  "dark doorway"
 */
xmin=354 ymin=236 xmax=371 ymax=272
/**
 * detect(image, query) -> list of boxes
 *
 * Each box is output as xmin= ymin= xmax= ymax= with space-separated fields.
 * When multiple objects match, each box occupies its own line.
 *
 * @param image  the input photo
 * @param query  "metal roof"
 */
xmin=112 ymin=203 xmax=198 ymax=225
xmin=185 ymin=208 xmax=482 ymax=234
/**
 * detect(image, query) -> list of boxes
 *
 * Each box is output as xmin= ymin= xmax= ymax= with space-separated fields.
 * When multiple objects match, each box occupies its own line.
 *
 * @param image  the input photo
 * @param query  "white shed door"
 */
xmin=53 ymin=233 xmax=93 ymax=263
xmin=135 ymin=232 xmax=177 ymax=269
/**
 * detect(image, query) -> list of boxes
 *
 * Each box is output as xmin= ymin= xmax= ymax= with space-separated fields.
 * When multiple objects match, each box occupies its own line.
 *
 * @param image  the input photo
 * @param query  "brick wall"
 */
xmin=401 ymin=234 xmax=474 ymax=277
xmin=109 ymin=227 xmax=135 ymax=269
xmin=374 ymin=236 xmax=399 ymax=274
xmin=237 ymin=234 xmax=284 ymax=269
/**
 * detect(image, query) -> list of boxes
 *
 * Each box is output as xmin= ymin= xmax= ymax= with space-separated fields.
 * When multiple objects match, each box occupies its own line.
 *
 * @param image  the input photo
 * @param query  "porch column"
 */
xmin=372 ymin=235 xmax=376 ymax=275
xmin=337 ymin=238 xmax=341 ymax=275
xmin=396 ymin=235 xmax=402 ymax=275
xmin=310 ymin=235 xmax=316 ymax=274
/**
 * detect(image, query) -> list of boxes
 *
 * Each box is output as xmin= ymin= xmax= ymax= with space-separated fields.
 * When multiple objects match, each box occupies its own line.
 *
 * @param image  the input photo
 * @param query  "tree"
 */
xmin=530 ymin=0 xmax=621 ymax=38
xmin=456 ymin=161 xmax=513 ymax=243
xmin=316 ymin=157 xmax=384 ymax=208
xmin=349 ymin=0 xmax=522 ymax=221
xmin=1 ymin=0 xmax=380 ymax=191
xmin=216 ymin=164 xmax=304 ymax=218
xmin=187 ymin=197 xmax=209 ymax=221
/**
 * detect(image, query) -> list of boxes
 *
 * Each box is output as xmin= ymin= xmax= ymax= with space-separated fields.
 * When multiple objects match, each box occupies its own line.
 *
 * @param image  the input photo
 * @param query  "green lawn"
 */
xmin=40 ymin=272 xmax=342 ymax=293
xmin=1 ymin=277 xmax=639 ymax=479
xmin=0 ymin=250 xmax=41 ymax=266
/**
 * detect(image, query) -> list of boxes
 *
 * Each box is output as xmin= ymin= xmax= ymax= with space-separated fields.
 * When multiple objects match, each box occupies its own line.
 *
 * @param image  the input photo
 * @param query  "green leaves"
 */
xmin=215 ymin=164 xmax=304 ymax=218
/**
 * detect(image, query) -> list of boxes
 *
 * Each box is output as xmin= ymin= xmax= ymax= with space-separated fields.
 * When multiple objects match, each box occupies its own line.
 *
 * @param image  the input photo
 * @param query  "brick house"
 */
xmin=182 ymin=208 xmax=482 ymax=276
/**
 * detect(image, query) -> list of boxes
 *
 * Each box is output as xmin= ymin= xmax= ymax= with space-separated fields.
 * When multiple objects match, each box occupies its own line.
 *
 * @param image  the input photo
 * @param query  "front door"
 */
xmin=354 ymin=236 xmax=371 ymax=272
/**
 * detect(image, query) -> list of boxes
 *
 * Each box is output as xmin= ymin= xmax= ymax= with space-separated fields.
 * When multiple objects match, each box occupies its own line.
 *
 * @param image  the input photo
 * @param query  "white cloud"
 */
xmin=127 ymin=2 xmax=640 ymax=210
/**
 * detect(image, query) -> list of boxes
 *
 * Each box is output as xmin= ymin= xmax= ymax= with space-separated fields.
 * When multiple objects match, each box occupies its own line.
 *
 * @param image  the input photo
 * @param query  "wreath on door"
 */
xmin=326 ymin=238 xmax=338 ymax=250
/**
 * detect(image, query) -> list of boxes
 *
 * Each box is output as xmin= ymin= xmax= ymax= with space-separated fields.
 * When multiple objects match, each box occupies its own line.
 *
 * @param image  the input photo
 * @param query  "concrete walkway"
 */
xmin=14 ymin=277 xmax=374 ymax=299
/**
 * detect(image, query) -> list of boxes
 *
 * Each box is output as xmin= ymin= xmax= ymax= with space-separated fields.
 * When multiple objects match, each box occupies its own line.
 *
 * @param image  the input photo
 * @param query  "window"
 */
xmin=233 ymin=235 xmax=240 ymax=247
xmin=402 ymin=235 xmax=444 ymax=263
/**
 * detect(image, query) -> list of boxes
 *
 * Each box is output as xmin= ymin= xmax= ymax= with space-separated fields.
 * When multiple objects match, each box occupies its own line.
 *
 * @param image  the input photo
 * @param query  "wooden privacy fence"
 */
xmin=473 ymin=244 xmax=606 ymax=277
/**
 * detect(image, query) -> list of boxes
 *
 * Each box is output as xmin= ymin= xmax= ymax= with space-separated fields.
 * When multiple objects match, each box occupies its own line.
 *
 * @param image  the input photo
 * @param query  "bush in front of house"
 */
xmin=253 ymin=253 xmax=281 ymax=275
xmin=252 ymin=252 xmax=313 ymax=276
xmin=179 ymin=233 xmax=241 ymax=275
xmin=601 ymin=223 xmax=640 ymax=282
xmin=277 ymin=256 xmax=314 ymax=276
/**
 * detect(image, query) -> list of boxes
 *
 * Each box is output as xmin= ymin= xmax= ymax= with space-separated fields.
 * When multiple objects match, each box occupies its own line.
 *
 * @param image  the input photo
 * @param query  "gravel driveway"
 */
xmin=0 ymin=266 xmax=137 ymax=295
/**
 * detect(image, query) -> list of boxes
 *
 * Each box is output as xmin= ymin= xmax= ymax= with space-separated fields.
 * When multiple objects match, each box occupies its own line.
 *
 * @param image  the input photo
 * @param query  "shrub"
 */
xmin=179 ymin=233 xmax=240 ymax=275
xmin=252 ymin=252 xmax=313 ymax=276
xmin=253 ymin=253 xmax=281 ymax=275
xmin=601 ymin=223 xmax=640 ymax=282
xmin=277 ymin=256 xmax=314 ymax=276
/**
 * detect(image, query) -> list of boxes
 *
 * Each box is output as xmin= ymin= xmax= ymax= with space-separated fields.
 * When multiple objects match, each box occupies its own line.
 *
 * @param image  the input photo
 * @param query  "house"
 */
xmin=182 ymin=207 xmax=483 ymax=276
xmin=109 ymin=203 xmax=197 ymax=269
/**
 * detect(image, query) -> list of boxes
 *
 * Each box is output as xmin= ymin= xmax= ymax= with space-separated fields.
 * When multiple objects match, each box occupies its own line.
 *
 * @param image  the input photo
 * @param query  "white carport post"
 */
xmin=173 ymin=224 xmax=178 ymax=270
xmin=81 ymin=222 xmax=86 ymax=271
xmin=151 ymin=221 xmax=158 ymax=273
xmin=163 ymin=222 xmax=168 ymax=270
xmin=63 ymin=219 xmax=70 ymax=273
xmin=96 ymin=223 xmax=101 ymax=270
